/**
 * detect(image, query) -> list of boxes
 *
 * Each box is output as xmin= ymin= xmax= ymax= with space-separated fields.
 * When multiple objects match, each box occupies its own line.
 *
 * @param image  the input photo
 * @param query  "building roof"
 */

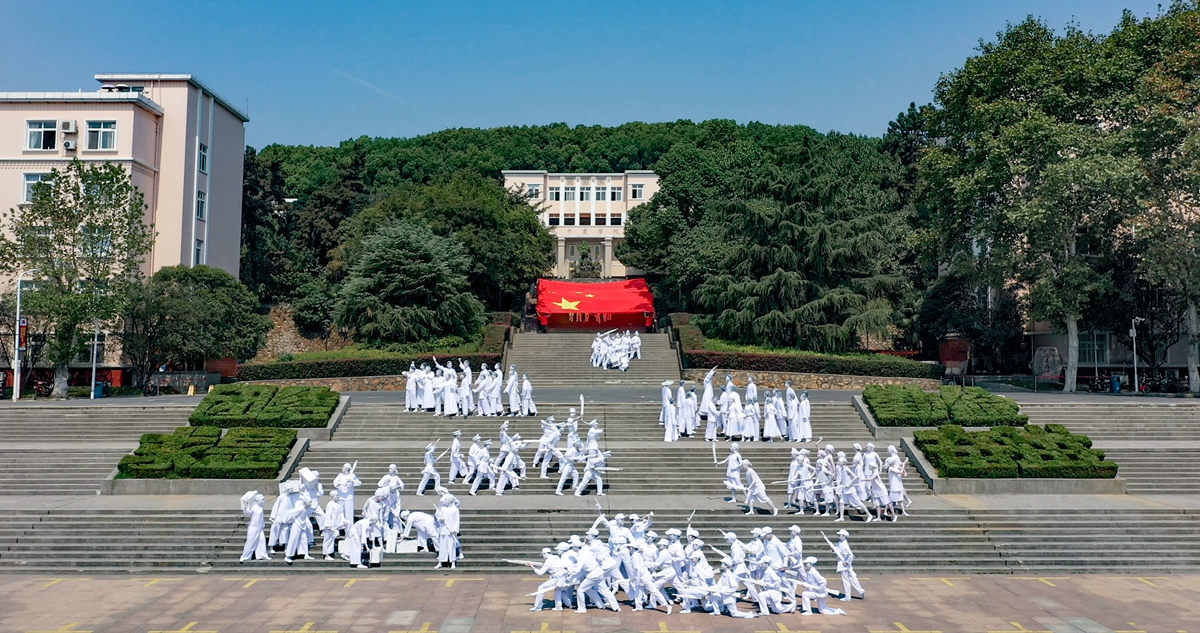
xmin=94 ymin=74 xmax=249 ymax=122
xmin=501 ymin=170 xmax=658 ymax=177
xmin=0 ymin=91 xmax=165 ymax=116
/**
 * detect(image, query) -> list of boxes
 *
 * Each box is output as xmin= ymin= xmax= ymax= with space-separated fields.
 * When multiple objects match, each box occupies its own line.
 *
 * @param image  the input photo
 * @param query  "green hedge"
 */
xmin=480 ymin=324 xmax=508 ymax=354
xmin=117 ymin=426 xmax=297 ymax=479
xmin=235 ymin=353 xmax=502 ymax=381
xmin=914 ymin=424 xmax=1116 ymax=479
xmin=190 ymin=384 xmax=340 ymax=428
xmin=863 ymin=385 xmax=1027 ymax=427
xmin=684 ymin=350 xmax=943 ymax=380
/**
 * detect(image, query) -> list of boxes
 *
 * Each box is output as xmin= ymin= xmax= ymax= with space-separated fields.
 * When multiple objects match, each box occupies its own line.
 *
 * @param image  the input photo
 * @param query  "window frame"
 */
xmin=194 ymin=239 xmax=206 ymax=265
xmin=611 ymin=188 xmax=623 ymax=201
xmin=548 ymin=187 xmax=561 ymax=201
xmin=526 ymin=183 xmax=541 ymax=199
xmin=563 ymin=187 xmax=576 ymax=202
xmin=85 ymin=120 xmax=117 ymax=151
xmin=1079 ymin=332 xmax=1110 ymax=365
xmin=580 ymin=187 xmax=592 ymax=202
xmin=631 ymin=183 xmax=644 ymax=200
xmin=23 ymin=173 xmax=51 ymax=203
xmin=196 ymin=191 xmax=207 ymax=221
xmin=198 ymin=143 xmax=209 ymax=174
xmin=26 ymin=120 xmax=58 ymax=151
xmin=595 ymin=187 xmax=607 ymax=201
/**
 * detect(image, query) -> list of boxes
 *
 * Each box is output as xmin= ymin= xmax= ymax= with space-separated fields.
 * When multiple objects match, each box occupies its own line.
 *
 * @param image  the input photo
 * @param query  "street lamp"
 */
xmin=12 ymin=268 xmax=39 ymax=401
xmin=1131 ymin=316 xmax=1146 ymax=393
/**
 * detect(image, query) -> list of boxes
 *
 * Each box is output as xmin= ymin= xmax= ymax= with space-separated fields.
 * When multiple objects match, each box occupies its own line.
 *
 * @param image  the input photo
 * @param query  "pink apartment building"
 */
xmin=502 ymin=170 xmax=659 ymax=278
xmin=0 ymin=73 xmax=248 ymax=278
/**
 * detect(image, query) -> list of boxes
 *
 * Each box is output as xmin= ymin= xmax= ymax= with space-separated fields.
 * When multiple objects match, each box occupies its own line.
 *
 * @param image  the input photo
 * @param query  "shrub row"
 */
xmin=236 ymin=353 xmax=502 ymax=382
xmin=914 ymin=424 xmax=1116 ymax=479
xmin=190 ymin=385 xmax=340 ymax=428
xmin=863 ymin=385 xmax=1028 ymax=427
xmin=480 ymin=324 xmax=508 ymax=354
xmin=683 ymin=350 xmax=943 ymax=380
xmin=117 ymin=426 xmax=297 ymax=479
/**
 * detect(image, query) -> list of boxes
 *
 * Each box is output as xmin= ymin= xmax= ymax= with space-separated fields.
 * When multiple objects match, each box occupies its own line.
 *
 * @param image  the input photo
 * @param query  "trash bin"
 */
xmin=93 ymin=382 xmax=105 ymax=399
xmin=1111 ymin=375 xmax=1121 ymax=394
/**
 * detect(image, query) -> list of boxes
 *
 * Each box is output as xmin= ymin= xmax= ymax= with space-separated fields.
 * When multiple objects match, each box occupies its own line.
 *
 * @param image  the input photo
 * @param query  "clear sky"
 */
xmin=0 ymin=0 xmax=1167 ymax=148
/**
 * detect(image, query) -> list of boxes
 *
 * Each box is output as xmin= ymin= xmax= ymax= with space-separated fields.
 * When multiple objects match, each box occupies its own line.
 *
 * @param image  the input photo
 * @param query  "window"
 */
xmin=549 ymin=187 xmax=561 ymax=201
xmin=86 ymin=121 xmax=116 ymax=150
xmin=564 ymin=187 xmax=576 ymax=202
xmin=569 ymin=245 xmax=576 ymax=257
xmin=610 ymin=213 xmax=622 ymax=226
xmin=27 ymin=121 xmax=57 ymax=150
xmin=198 ymin=143 xmax=209 ymax=174
xmin=580 ymin=187 xmax=591 ymax=202
xmin=631 ymin=183 xmax=644 ymax=200
xmin=1079 ymin=332 xmax=1109 ymax=365
xmin=195 ymin=239 xmax=205 ymax=265
xmin=579 ymin=213 xmax=591 ymax=226
xmin=23 ymin=174 xmax=50 ymax=203
xmin=76 ymin=333 xmax=107 ymax=364
xmin=611 ymin=187 xmax=623 ymax=201
xmin=596 ymin=187 xmax=607 ymax=201
xmin=196 ymin=191 xmax=207 ymax=220
xmin=526 ymin=183 xmax=540 ymax=199
xmin=563 ymin=215 xmax=576 ymax=226
xmin=547 ymin=214 xmax=560 ymax=226
xmin=595 ymin=215 xmax=607 ymax=226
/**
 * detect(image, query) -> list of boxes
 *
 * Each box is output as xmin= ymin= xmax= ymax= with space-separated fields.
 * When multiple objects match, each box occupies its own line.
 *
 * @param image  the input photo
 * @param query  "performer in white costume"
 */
xmin=239 ymin=490 xmax=270 ymax=563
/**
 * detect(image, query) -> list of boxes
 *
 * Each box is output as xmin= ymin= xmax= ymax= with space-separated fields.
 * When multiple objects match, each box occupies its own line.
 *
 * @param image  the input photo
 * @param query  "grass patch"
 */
xmin=189 ymin=384 xmax=339 ymax=428
xmin=117 ymin=426 xmax=297 ymax=479
xmin=863 ymin=385 xmax=1027 ymax=427
xmin=914 ymin=424 xmax=1116 ymax=479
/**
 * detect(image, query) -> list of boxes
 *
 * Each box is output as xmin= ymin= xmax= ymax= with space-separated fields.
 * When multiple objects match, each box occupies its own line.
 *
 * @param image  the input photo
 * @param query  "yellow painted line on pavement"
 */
xmin=512 ymin=624 xmax=575 ymax=633
xmin=39 ymin=578 xmax=91 ymax=588
xmin=1107 ymin=576 xmax=1167 ymax=587
xmin=391 ymin=623 xmax=438 ymax=633
xmin=755 ymin=623 xmax=820 ymax=633
xmin=1006 ymin=577 xmax=1068 ymax=587
xmin=426 ymin=577 xmax=485 ymax=588
xmin=869 ymin=624 xmax=942 ymax=633
xmin=224 ymin=577 xmax=287 ymax=588
xmin=140 ymin=578 xmax=182 ymax=588
xmin=148 ymin=624 xmax=218 ymax=633
xmin=987 ymin=622 xmax=1051 ymax=633
xmin=644 ymin=623 xmax=701 ymax=633
xmin=25 ymin=623 xmax=93 ymax=633
xmin=270 ymin=625 xmax=337 ymax=633
xmin=910 ymin=577 xmax=968 ymax=587
xmin=327 ymin=577 xmax=389 ymax=588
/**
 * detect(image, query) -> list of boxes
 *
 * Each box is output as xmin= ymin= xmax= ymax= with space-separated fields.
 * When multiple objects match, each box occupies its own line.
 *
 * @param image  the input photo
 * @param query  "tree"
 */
xmin=0 ymin=292 xmax=51 ymax=393
xmin=240 ymin=146 xmax=312 ymax=303
xmin=0 ymin=160 xmax=154 ymax=397
xmin=573 ymin=241 xmax=602 ymax=278
xmin=120 ymin=265 xmax=272 ymax=385
xmin=333 ymin=220 xmax=484 ymax=346
xmin=916 ymin=269 xmax=1027 ymax=373
xmin=919 ymin=19 xmax=1142 ymax=391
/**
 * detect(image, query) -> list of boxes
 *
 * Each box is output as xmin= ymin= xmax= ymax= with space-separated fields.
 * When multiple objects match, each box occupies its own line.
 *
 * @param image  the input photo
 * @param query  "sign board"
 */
xmin=17 ymin=318 xmax=27 ymax=352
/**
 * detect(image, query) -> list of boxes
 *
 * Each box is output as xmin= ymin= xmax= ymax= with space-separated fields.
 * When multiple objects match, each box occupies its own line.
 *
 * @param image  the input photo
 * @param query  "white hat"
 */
xmin=646 ymin=530 xmax=657 ymax=539
xmin=453 ymin=429 xmax=462 ymax=436
xmin=804 ymin=556 xmax=818 ymax=565
xmin=837 ymin=529 xmax=850 ymax=538
xmin=665 ymin=528 xmax=682 ymax=537
xmin=555 ymin=542 xmax=570 ymax=552
xmin=662 ymin=380 xmax=673 ymax=386
xmin=542 ymin=547 xmax=552 ymax=554
xmin=788 ymin=525 xmax=802 ymax=533
xmin=586 ymin=528 xmax=600 ymax=537
xmin=761 ymin=526 xmax=773 ymax=535
xmin=853 ymin=443 xmax=863 ymax=451
xmin=724 ymin=532 xmax=737 ymax=540
xmin=685 ymin=527 xmax=699 ymax=537
xmin=656 ymin=539 xmax=668 ymax=546
xmin=473 ymin=434 xmax=482 ymax=441
xmin=750 ymin=527 xmax=762 ymax=536
xmin=614 ymin=513 xmax=626 ymax=520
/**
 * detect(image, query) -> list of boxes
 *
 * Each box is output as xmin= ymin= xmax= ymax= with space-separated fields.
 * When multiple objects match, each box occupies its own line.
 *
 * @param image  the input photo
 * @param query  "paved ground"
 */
xmin=0 ymin=572 xmax=1195 ymax=633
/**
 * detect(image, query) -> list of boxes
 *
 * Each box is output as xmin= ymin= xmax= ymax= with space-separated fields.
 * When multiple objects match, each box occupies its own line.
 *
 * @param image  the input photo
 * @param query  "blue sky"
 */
xmin=0 ymin=0 xmax=1167 ymax=148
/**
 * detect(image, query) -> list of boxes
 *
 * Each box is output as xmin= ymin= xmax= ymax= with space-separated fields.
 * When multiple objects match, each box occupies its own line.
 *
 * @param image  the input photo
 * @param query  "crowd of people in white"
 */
xmin=660 ymin=371 xmax=814 ymax=443
xmin=592 ymin=330 xmax=642 ymax=371
xmin=515 ymin=510 xmax=863 ymax=617
xmin=402 ymin=360 xmax=537 ymax=417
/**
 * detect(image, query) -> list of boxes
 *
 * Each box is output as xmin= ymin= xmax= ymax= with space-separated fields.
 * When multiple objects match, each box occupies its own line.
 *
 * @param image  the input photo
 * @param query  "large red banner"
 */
xmin=535 ymin=278 xmax=656 ymax=330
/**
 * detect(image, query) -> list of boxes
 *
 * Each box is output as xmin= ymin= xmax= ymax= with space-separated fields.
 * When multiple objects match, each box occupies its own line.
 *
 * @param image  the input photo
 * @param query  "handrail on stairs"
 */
xmin=663 ymin=325 xmax=685 ymax=377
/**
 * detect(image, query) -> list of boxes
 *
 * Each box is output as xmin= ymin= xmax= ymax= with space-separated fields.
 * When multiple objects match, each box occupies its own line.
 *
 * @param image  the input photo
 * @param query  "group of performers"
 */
xmin=514 ymin=509 xmax=863 ymax=617
xmin=238 ymin=464 xmax=463 ymax=570
xmin=592 ymin=330 xmax=642 ymax=371
xmin=719 ymin=442 xmax=913 ymax=522
xmin=403 ymin=360 xmax=537 ymax=417
xmin=661 ymin=372 xmax=814 ymax=443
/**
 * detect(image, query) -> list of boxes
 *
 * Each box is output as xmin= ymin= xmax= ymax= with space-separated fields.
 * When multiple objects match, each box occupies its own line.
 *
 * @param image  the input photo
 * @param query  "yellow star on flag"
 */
xmin=585 ymin=294 xmax=595 ymax=297
xmin=554 ymin=298 xmax=581 ymax=310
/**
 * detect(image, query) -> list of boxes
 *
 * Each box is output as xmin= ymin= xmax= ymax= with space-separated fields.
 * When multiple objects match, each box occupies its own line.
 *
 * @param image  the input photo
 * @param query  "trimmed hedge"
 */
xmin=863 ymin=385 xmax=1027 ymax=427
xmin=117 ymin=426 xmax=297 ymax=479
xmin=235 ymin=353 xmax=502 ymax=382
xmin=190 ymin=384 xmax=340 ymax=428
xmin=480 ymin=324 xmax=508 ymax=354
xmin=914 ymin=424 xmax=1117 ymax=479
xmin=684 ymin=350 xmax=944 ymax=380
xmin=862 ymin=385 xmax=950 ymax=426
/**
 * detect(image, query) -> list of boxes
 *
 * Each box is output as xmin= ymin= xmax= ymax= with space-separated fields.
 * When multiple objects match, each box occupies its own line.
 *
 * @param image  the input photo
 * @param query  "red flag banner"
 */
xmin=536 ymin=278 xmax=656 ymax=330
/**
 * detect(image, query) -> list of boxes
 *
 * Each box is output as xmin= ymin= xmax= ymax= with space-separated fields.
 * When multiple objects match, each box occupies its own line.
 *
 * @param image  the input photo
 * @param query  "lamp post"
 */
xmin=1131 ymin=316 xmax=1146 ymax=393
xmin=12 ymin=268 xmax=38 ymax=402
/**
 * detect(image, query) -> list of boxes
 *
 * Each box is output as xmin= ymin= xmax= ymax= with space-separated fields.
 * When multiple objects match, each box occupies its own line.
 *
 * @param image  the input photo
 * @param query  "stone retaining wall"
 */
xmin=243 ymin=375 xmax=406 ymax=391
xmin=682 ymin=369 xmax=940 ymax=390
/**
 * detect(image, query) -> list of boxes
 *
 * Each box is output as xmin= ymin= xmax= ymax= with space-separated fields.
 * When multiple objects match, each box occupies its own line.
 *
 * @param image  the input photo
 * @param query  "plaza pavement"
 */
xmin=0 ymin=571 xmax=1196 ymax=633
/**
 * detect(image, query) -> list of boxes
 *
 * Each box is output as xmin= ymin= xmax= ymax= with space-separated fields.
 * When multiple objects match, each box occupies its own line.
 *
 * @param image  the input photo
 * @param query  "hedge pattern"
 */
xmin=683 ymin=350 xmax=943 ymax=380
xmin=863 ymin=385 xmax=1028 ymax=427
xmin=235 ymin=353 xmax=502 ymax=382
xmin=914 ymin=424 xmax=1116 ymax=479
xmin=190 ymin=384 xmax=340 ymax=428
xmin=117 ymin=426 xmax=297 ymax=479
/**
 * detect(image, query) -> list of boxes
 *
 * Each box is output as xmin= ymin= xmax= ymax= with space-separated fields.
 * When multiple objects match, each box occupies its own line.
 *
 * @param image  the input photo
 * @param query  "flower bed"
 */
xmin=189 ymin=384 xmax=340 ymax=428
xmin=913 ymin=424 xmax=1117 ymax=479
xmin=117 ymin=426 xmax=297 ymax=479
xmin=863 ymin=385 xmax=1027 ymax=427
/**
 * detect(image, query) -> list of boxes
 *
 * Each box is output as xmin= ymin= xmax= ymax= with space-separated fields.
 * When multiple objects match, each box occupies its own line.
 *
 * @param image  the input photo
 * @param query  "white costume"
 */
xmin=239 ymin=491 xmax=269 ymax=562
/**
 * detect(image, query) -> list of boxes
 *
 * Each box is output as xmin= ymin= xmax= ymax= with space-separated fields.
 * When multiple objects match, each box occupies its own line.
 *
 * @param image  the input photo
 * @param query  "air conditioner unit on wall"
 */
xmin=63 ymin=140 xmax=76 ymax=150
xmin=60 ymin=120 xmax=77 ymax=133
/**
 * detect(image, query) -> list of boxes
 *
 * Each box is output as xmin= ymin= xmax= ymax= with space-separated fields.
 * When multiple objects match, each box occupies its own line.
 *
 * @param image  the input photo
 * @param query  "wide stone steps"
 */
xmin=505 ymin=333 xmax=680 ymax=386
xmin=0 ymin=449 xmax=131 ymax=495
xmin=1092 ymin=449 xmax=1200 ymax=494
xmin=0 ymin=406 xmax=192 ymax=441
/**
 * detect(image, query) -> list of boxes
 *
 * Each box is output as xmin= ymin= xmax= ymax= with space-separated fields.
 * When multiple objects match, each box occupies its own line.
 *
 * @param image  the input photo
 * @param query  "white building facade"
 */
xmin=502 ymin=170 xmax=658 ymax=278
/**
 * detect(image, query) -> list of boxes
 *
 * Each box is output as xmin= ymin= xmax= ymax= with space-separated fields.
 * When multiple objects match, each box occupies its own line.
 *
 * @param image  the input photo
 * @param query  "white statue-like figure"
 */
xmin=833 ymin=528 xmax=865 ymax=601
xmin=239 ymin=490 xmax=269 ymax=563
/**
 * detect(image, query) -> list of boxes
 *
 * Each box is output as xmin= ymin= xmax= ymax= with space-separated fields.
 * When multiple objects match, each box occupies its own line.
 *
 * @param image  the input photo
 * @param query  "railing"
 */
xmin=663 ymin=325 xmax=685 ymax=375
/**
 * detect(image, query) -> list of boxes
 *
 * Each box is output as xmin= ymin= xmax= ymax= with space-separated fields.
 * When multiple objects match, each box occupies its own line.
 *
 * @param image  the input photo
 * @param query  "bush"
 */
xmin=914 ymin=424 xmax=1115 ymax=479
xmin=939 ymin=386 xmax=1028 ymax=426
xmin=685 ymin=350 xmax=943 ymax=380
xmin=863 ymin=385 xmax=950 ymax=426
xmin=480 ymin=324 xmax=508 ymax=354
xmin=190 ymin=384 xmax=339 ymax=428
xmin=118 ymin=426 xmax=296 ymax=479
xmin=236 ymin=353 xmax=502 ymax=381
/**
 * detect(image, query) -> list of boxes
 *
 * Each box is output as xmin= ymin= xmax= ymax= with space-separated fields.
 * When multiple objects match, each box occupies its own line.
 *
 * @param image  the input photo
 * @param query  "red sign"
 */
xmin=17 ymin=318 xmax=27 ymax=351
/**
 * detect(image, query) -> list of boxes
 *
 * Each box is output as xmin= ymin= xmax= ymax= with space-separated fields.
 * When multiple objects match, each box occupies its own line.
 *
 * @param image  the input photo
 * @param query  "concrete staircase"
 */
xmin=0 ymin=405 xmax=191 ymax=442
xmin=0 ymin=448 xmax=134 ymax=495
xmin=1088 ymin=448 xmax=1200 ymax=495
xmin=505 ymin=332 xmax=680 ymax=386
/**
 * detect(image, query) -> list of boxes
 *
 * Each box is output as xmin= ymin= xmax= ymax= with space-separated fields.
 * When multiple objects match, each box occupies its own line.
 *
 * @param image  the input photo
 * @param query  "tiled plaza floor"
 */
xmin=0 ymin=573 xmax=1196 ymax=633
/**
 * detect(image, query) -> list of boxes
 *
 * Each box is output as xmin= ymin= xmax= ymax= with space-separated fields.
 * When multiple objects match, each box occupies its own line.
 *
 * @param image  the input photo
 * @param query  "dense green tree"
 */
xmin=334 ymin=220 xmax=484 ymax=345
xmin=120 ymin=266 xmax=272 ymax=385
xmin=0 ymin=160 xmax=154 ymax=397
xmin=916 ymin=269 xmax=1027 ymax=373
xmin=573 ymin=241 xmax=602 ymax=279
xmin=240 ymin=146 xmax=310 ymax=303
